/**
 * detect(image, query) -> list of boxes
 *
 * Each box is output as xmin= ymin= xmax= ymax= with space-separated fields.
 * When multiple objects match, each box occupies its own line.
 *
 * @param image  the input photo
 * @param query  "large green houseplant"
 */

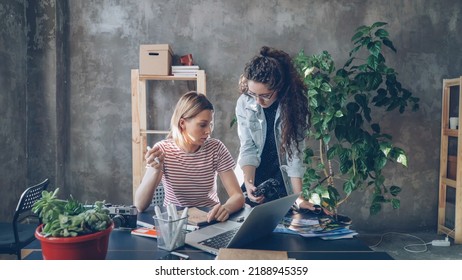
xmin=294 ymin=22 xmax=419 ymax=215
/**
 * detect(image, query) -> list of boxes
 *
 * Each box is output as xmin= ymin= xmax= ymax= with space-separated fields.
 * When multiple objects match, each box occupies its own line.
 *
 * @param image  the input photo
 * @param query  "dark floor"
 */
xmin=358 ymin=229 xmax=462 ymax=260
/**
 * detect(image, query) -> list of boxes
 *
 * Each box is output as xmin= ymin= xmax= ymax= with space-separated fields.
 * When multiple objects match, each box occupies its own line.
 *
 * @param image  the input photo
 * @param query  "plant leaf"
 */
xmin=343 ymin=180 xmax=354 ymax=195
xmin=367 ymin=55 xmax=379 ymax=70
xmin=390 ymin=185 xmax=402 ymax=196
xmin=371 ymin=123 xmax=380 ymax=133
xmin=229 ymin=115 xmax=237 ymax=128
xmin=351 ymin=25 xmax=371 ymax=42
xmin=391 ymin=198 xmax=400 ymax=209
xmin=383 ymin=38 xmax=397 ymax=52
xmin=374 ymin=28 xmax=389 ymax=39
xmin=374 ymin=155 xmax=387 ymax=171
xmin=370 ymin=203 xmax=382 ymax=215
xmin=371 ymin=22 xmax=388 ymax=29
xmin=367 ymin=41 xmax=382 ymax=57
xmin=397 ymin=153 xmax=408 ymax=167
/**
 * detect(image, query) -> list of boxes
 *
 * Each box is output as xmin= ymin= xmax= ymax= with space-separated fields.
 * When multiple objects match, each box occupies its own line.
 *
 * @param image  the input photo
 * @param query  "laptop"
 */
xmin=185 ymin=193 xmax=298 ymax=255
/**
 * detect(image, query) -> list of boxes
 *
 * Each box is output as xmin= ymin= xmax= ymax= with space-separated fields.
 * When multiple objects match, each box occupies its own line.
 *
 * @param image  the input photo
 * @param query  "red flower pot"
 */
xmin=35 ymin=223 xmax=113 ymax=260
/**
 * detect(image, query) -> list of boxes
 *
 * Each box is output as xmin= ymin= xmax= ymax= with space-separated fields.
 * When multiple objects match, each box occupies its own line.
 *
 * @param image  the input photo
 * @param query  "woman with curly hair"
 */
xmin=236 ymin=46 xmax=314 ymax=210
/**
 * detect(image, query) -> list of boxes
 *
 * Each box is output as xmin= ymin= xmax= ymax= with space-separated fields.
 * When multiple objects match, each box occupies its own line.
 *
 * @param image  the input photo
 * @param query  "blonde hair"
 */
xmin=168 ymin=91 xmax=214 ymax=147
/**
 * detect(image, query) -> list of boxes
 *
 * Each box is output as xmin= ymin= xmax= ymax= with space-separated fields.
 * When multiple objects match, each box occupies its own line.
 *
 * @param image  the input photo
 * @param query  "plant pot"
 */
xmin=35 ymin=223 xmax=113 ymax=260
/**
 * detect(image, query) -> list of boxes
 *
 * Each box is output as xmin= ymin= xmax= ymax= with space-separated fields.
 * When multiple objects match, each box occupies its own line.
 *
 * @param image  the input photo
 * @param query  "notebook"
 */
xmin=181 ymin=207 xmax=218 ymax=226
xmin=131 ymin=227 xmax=157 ymax=238
xmin=185 ymin=193 xmax=298 ymax=255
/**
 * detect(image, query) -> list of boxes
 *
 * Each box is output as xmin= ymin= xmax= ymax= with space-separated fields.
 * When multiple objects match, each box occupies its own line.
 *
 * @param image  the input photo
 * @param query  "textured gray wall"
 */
xmin=0 ymin=0 xmax=27 ymax=220
xmin=1 ymin=0 xmax=461 ymax=232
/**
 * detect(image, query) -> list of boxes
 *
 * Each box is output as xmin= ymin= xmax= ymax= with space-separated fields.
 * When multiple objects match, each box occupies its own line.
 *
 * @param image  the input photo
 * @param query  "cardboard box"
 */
xmin=216 ymin=248 xmax=288 ymax=260
xmin=139 ymin=44 xmax=173 ymax=75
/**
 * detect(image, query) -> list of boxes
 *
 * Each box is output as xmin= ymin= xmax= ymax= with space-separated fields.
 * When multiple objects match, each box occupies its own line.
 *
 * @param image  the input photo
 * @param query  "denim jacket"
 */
xmin=235 ymin=94 xmax=306 ymax=195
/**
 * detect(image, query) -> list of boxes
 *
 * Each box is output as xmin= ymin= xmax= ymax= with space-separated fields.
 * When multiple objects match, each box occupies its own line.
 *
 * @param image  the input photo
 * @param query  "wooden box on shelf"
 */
xmin=139 ymin=44 xmax=173 ymax=76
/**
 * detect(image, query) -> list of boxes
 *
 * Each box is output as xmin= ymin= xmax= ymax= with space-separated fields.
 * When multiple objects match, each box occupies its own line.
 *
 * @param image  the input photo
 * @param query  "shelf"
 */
xmin=139 ymin=74 xmax=203 ymax=81
xmin=443 ymin=128 xmax=459 ymax=137
xmin=441 ymin=177 xmax=456 ymax=188
xmin=141 ymin=130 xmax=170 ymax=135
xmin=438 ymin=76 xmax=462 ymax=243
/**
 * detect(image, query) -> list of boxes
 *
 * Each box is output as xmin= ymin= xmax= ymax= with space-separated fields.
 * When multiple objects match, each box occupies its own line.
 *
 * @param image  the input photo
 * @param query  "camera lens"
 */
xmin=111 ymin=214 xmax=126 ymax=228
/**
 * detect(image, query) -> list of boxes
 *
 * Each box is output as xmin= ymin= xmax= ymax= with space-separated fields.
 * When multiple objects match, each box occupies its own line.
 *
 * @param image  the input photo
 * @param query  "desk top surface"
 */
xmin=24 ymin=206 xmax=393 ymax=260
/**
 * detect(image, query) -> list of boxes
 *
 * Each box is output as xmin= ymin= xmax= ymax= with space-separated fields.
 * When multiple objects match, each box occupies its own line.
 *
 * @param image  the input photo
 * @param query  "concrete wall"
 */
xmin=1 ymin=0 xmax=461 ymax=232
xmin=0 ymin=0 xmax=27 ymax=220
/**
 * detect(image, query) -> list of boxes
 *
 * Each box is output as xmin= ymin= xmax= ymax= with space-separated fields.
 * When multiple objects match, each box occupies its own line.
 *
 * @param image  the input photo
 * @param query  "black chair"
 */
xmin=0 ymin=178 xmax=49 ymax=259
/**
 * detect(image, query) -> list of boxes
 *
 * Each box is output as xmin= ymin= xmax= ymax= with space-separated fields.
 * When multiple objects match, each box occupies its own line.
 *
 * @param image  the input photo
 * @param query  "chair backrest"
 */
xmin=13 ymin=178 xmax=49 ymax=222
xmin=152 ymin=185 xmax=165 ymax=207
xmin=5 ymin=178 xmax=50 ymax=259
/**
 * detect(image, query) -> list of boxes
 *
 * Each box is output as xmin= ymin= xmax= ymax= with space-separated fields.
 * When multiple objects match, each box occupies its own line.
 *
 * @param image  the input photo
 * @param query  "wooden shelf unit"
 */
xmin=131 ymin=69 xmax=206 ymax=200
xmin=438 ymin=76 xmax=462 ymax=243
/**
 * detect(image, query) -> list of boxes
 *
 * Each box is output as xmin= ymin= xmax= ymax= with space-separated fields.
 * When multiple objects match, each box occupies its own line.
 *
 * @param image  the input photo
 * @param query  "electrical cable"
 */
xmin=369 ymin=232 xmax=429 ymax=253
xmin=446 ymin=228 xmax=455 ymax=239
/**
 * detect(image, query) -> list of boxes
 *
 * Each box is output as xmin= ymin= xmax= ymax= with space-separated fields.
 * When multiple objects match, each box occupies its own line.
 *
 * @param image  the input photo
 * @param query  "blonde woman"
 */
xmin=135 ymin=91 xmax=244 ymax=223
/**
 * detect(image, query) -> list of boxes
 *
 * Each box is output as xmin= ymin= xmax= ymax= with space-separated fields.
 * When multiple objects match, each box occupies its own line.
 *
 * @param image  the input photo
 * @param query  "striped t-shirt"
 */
xmin=156 ymin=138 xmax=236 ymax=207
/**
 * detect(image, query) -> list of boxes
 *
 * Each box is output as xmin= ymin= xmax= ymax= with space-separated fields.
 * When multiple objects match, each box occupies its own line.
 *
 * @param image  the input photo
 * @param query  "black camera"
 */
xmin=253 ymin=179 xmax=280 ymax=200
xmin=105 ymin=204 xmax=138 ymax=229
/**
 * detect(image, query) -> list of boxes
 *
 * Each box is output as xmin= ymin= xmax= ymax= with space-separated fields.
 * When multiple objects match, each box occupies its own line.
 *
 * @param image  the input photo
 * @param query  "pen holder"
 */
xmin=153 ymin=212 xmax=188 ymax=251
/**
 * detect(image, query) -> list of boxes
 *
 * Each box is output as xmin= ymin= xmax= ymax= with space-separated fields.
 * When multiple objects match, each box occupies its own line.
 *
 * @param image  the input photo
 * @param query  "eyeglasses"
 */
xmin=246 ymin=90 xmax=276 ymax=101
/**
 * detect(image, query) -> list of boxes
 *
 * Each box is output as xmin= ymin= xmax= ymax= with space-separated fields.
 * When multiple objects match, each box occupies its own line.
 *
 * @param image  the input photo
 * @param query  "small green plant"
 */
xmin=32 ymin=188 xmax=112 ymax=237
xmin=294 ymin=22 xmax=419 ymax=215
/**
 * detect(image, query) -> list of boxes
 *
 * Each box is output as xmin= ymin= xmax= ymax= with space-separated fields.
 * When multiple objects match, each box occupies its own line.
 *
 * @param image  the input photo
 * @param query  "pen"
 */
xmin=154 ymin=205 xmax=163 ymax=221
xmin=168 ymin=207 xmax=188 ymax=251
xmin=166 ymin=204 xmax=174 ymax=246
xmin=170 ymin=251 xmax=189 ymax=259
xmin=154 ymin=206 xmax=168 ymax=245
xmin=168 ymin=203 xmax=179 ymax=220
xmin=136 ymin=220 xmax=154 ymax=229
xmin=146 ymin=146 xmax=160 ymax=165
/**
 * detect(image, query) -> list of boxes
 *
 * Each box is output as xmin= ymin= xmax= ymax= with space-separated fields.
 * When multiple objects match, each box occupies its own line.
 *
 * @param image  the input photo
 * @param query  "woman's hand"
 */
xmin=207 ymin=204 xmax=230 ymax=222
xmin=296 ymin=197 xmax=333 ymax=215
xmin=145 ymin=145 xmax=164 ymax=170
xmin=245 ymin=181 xmax=265 ymax=204
xmin=135 ymin=146 xmax=164 ymax=212
xmin=296 ymin=199 xmax=318 ymax=211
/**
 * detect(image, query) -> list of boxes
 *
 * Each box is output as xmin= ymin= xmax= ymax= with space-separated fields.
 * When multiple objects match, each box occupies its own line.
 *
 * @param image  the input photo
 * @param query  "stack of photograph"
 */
xmin=171 ymin=65 xmax=199 ymax=77
xmin=274 ymin=214 xmax=357 ymax=240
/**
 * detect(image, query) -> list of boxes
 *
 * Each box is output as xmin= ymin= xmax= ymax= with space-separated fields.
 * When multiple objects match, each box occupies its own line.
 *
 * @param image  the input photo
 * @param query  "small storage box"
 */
xmin=139 ymin=44 xmax=173 ymax=75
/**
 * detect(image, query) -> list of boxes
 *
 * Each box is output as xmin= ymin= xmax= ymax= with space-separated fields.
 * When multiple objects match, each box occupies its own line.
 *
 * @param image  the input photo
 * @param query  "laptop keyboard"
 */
xmin=199 ymin=227 xmax=239 ymax=249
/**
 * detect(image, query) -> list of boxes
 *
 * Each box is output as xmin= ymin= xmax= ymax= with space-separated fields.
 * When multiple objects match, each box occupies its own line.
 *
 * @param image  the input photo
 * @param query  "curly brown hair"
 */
xmin=239 ymin=46 xmax=310 ymax=160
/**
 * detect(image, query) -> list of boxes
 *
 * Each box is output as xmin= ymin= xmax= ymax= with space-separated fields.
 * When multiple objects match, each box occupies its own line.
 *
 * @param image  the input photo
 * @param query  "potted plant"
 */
xmin=293 ymin=22 xmax=420 ymax=215
xmin=32 ymin=188 xmax=113 ymax=260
